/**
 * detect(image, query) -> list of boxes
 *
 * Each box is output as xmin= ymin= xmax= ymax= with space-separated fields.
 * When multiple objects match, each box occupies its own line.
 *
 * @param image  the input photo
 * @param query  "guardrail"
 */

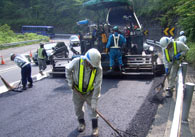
xmin=55 ymin=34 xmax=73 ymax=37
xmin=0 ymin=39 xmax=46 ymax=47
xmin=169 ymin=63 xmax=195 ymax=137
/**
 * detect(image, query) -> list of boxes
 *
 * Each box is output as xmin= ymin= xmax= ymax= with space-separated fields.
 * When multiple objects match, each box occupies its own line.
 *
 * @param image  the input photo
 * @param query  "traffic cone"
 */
xmin=29 ymin=51 xmax=32 ymax=58
xmin=1 ymin=56 xmax=5 ymax=65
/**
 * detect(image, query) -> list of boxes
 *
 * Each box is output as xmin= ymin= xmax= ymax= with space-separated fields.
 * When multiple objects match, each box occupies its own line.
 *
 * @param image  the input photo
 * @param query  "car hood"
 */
xmin=46 ymin=49 xmax=54 ymax=56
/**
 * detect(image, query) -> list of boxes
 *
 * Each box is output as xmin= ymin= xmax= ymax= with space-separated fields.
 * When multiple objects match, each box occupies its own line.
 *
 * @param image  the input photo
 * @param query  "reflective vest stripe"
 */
xmin=165 ymin=49 xmax=170 ymax=62
xmin=164 ymin=42 xmax=177 ymax=62
xmin=38 ymin=48 xmax=44 ymax=59
xmin=75 ymin=59 xmax=97 ymax=93
xmin=87 ymin=69 xmax=97 ymax=92
xmin=173 ymin=42 xmax=177 ymax=56
xmin=111 ymin=34 xmax=120 ymax=48
xmin=78 ymin=59 xmax=84 ymax=92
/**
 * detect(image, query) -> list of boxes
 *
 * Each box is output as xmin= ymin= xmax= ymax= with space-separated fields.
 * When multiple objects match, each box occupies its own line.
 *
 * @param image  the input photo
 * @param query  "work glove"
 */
xmin=165 ymin=68 xmax=169 ymax=75
xmin=174 ymin=53 xmax=181 ymax=60
xmin=91 ymin=103 xmax=97 ymax=111
xmin=91 ymin=100 xmax=97 ymax=111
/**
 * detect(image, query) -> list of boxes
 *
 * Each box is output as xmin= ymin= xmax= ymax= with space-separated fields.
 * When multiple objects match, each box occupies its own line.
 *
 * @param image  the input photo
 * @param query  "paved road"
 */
xmin=0 ymin=75 xmax=162 ymax=137
xmin=0 ymin=37 xmax=165 ymax=137
xmin=0 ymin=38 xmax=70 ymax=87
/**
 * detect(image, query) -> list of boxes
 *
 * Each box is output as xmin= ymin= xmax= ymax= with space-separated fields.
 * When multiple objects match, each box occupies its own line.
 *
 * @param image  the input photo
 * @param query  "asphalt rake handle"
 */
xmin=0 ymin=75 xmax=22 ymax=92
xmin=72 ymin=88 xmax=123 ymax=137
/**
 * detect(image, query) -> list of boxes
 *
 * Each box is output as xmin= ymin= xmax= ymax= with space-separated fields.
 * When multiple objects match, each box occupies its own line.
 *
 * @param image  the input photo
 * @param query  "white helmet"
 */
xmin=143 ymin=43 xmax=150 ymax=50
xmin=85 ymin=48 xmax=101 ymax=68
xmin=159 ymin=37 xmax=172 ymax=49
xmin=180 ymin=31 xmax=184 ymax=35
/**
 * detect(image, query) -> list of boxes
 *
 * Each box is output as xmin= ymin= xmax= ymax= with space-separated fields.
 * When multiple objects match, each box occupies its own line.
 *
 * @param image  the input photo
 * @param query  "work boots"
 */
xmin=119 ymin=65 xmax=125 ymax=72
xmin=107 ymin=67 xmax=114 ymax=73
xmin=77 ymin=119 xmax=85 ymax=132
xmin=92 ymin=119 xmax=98 ymax=137
xmin=22 ymin=86 xmax=27 ymax=90
xmin=166 ymin=88 xmax=173 ymax=98
xmin=28 ymin=83 xmax=33 ymax=88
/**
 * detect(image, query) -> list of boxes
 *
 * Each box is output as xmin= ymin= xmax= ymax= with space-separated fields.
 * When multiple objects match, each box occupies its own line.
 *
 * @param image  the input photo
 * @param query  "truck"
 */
xmin=50 ymin=0 xmax=164 ymax=77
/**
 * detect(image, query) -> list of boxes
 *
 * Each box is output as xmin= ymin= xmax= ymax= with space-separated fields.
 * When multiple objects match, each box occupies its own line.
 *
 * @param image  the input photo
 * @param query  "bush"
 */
xmin=0 ymin=24 xmax=49 ymax=48
xmin=186 ymin=42 xmax=195 ymax=68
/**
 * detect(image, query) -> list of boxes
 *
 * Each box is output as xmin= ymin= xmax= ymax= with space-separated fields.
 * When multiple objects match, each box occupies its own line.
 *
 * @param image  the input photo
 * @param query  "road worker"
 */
xmin=38 ymin=43 xmax=48 ymax=75
xmin=177 ymin=31 xmax=187 ymax=44
xmin=65 ymin=48 xmax=102 ymax=136
xmin=160 ymin=36 xmax=189 ymax=97
xmin=10 ymin=53 xmax=33 ymax=90
xmin=106 ymin=26 xmax=126 ymax=72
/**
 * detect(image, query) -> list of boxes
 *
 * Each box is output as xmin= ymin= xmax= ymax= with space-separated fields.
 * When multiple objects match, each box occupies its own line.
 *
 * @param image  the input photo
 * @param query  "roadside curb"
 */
xmin=147 ymin=64 xmax=195 ymax=137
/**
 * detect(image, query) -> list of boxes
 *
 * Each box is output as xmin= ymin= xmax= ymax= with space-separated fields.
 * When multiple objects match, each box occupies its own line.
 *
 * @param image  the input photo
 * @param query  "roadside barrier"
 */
xmin=1 ymin=56 xmax=5 ymax=65
xmin=169 ymin=62 xmax=195 ymax=137
xmin=0 ymin=39 xmax=47 ymax=47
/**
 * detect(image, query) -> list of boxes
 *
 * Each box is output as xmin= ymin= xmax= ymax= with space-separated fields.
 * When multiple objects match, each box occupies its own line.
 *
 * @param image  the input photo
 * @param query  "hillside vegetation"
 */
xmin=135 ymin=0 xmax=195 ymax=66
xmin=0 ymin=24 xmax=49 ymax=50
xmin=0 ymin=0 xmax=194 ymax=66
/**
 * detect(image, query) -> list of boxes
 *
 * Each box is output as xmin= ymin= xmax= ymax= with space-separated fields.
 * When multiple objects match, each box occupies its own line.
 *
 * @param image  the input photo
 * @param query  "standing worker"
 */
xmin=65 ymin=48 xmax=102 ymax=136
xmin=38 ymin=43 xmax=48 ymax=75
xmin=10 ymin=53 xmax=33 ymax=90
xmin=106 ymin=26 xmax=126 ymax=72
xmin=160 ymin=37 xmax=189 ymax=97
xmin=177 ymin=31 xmax=187 ymax=44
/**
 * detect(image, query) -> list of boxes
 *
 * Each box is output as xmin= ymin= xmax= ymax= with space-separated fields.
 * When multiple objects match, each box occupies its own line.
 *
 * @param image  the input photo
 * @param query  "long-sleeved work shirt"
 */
xmin=162 ymin=41 xmax=189 ymax=69
xmin=177 ymin=35 xmax=187 ymax=44
xmin=65 ymin=56 xmax=103 ymax=104
xmin=14 ymin=54 xmax=30 ymax=68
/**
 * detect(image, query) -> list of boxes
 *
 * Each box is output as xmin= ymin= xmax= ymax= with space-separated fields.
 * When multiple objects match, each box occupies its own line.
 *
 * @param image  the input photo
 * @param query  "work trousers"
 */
xmin=109 ymin=48 xmax=123 ymax=67
xmin=21 ymin=64 xmax=33 ymax=87
xmin=168 ymin=61 xmax=180 ymax=89
xmin=38 ymin=58 xmax=47 ymax=72
xmin=72 ymin=91 xmax=98 ymax=120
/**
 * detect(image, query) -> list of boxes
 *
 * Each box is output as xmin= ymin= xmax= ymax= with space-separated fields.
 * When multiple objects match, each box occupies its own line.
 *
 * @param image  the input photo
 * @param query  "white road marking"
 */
xmin=0 ymin=69 xmax=52 ymax=94
xmin=0 ymin=66 xmax=18 ymax=73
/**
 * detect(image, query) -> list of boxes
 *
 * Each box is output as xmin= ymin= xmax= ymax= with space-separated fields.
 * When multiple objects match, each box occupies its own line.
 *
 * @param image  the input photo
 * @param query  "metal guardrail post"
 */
xmin=170 ymin=66 xmax=184 ymax=137
xmin=182 ymin=62 xmax=188 ymax=83
xmin=182 ymin=82 xmax=195 ymax=122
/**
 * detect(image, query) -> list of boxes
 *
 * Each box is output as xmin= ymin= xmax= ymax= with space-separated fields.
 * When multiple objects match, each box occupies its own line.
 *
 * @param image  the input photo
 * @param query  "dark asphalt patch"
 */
xmin=123 ymin=76 xmax=164 ymax=137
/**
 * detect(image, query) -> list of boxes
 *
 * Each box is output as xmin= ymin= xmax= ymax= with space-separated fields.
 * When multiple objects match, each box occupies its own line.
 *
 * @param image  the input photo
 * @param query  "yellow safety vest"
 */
xmin=165 ymin=42 xmax=177 ymax=62
xmin=38 ymin=48 xmax=45 ymax=59
xmin=74 ymin=58 xmax=97 ymax=94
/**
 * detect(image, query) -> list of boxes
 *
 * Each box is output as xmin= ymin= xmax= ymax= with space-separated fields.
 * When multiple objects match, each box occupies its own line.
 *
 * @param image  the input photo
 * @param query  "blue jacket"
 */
xmin=106 ymin=32 xmax=126 ymax=49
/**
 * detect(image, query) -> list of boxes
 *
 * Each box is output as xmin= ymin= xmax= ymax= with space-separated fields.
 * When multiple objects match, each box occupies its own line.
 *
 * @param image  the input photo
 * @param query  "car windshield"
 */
xmin=70 ymin=36 xmax=78 ymax=40
xmin=44 ymin=43 xmax=56 ymax=50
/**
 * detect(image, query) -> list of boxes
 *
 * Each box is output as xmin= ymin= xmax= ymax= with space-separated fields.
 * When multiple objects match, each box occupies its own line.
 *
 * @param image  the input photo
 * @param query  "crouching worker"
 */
xmin=65 ymin=48 xmax=102 ymax=136
xmin=10 ymin=53 xmax=33 ymax=90
xmin=159 ymin=37 xmax=189 ymax=98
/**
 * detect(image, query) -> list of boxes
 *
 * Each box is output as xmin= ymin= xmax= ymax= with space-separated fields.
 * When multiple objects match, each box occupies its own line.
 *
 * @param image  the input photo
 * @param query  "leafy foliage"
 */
xmin=0 ymin=24 xmax=49 ymax=46
xmin=186 ymin=42 xmax=195 ymax=68
xmin=176 ymin=0 xmax=195 ymax=42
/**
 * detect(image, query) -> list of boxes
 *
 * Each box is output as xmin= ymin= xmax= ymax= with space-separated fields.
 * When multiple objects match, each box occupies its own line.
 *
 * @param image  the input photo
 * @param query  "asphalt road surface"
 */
xmin=0 ymin=38 xmax=72 ymax=87
xmin=0 ymin=75 xmax=164 ymax=137
xmin=0 ymin=37 xmax=164 ymax=137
